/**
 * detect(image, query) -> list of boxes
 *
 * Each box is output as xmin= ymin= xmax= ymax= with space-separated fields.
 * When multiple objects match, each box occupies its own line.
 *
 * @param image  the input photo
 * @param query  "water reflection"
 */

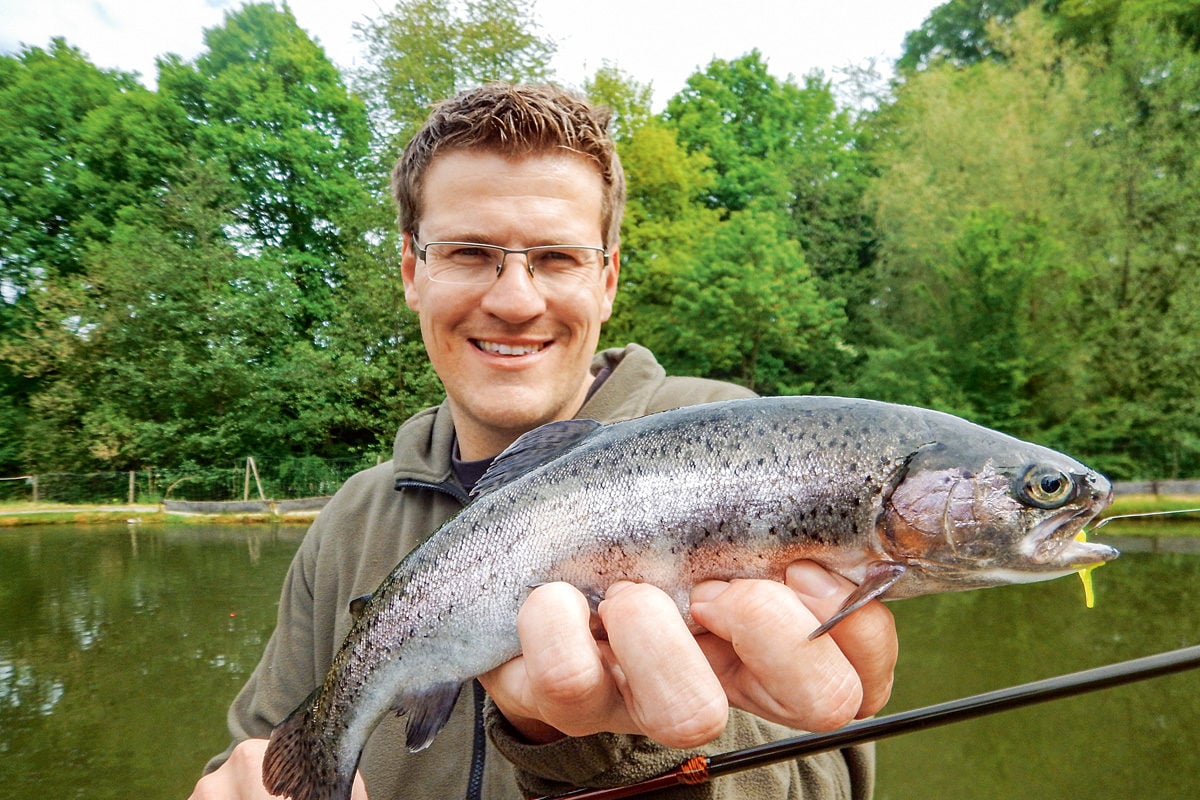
xmin=0 ymin=524 xmax=304 ymax=798
xmin=878 ymin=537 xmax=1200 ymax=800
xmin=0 ymin=660 xmax=66 ymax=719
xmin=0 ymin=524 xmax=1196 ymax=799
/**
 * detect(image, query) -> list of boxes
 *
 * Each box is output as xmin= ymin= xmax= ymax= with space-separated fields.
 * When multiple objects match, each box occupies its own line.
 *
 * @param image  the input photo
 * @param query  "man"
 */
xmin=190 ymin=83 xmax=897 ymax=800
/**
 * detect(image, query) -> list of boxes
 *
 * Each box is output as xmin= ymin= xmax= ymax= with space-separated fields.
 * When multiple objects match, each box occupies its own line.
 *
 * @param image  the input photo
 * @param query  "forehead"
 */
xmin=419 ymin=150 xmax=605 ymax=241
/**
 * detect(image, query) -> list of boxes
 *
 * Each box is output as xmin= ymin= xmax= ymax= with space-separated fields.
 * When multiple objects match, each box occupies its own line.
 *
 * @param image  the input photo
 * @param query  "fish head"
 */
xmin=881 ymin=439 xmax=1117 ymax=592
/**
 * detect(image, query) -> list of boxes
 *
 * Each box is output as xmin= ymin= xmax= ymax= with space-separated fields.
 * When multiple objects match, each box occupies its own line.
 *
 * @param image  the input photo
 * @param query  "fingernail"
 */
xmin=787 ymin=561 xmax=842 ymax=598
xmin=690 ymin=580 xmax=730 ymax=604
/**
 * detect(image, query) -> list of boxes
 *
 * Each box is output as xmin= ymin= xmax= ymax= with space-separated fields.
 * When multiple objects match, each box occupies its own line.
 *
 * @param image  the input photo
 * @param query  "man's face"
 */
xmin=401 ymin=149 xmax=620 ymax=460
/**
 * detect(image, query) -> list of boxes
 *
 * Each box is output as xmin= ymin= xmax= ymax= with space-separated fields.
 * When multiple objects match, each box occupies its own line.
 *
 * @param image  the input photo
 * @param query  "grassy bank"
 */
xmin=0 ymin=502 xmax=320 ymax=527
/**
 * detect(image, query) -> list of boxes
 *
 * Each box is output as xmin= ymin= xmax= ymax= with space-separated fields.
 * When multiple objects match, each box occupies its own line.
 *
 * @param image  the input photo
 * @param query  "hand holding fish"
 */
xmin=479 ymin=562 xmax=897 ymax=747
xmin=690 ymin=562 xmax=897 ymax=728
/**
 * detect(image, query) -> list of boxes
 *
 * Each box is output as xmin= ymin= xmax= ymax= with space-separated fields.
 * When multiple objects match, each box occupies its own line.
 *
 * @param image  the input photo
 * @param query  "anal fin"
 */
xmin=396 ymin=681 xmax=464 ymax=752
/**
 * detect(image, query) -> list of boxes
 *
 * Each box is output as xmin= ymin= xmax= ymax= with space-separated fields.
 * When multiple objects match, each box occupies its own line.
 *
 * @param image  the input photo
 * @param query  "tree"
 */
xmin=0 ymin=40 xmax=191 ymax=474
xmin=0 ymin=40 xmax=161 ymax=292
xmin=353 ymin=0 xmax=556 ymax=155
xmin=661 ymin=53 xmax=869 ymax=389
xmin=157 ymin=2 xmax=374 ymax=336
xmin=898 ymin=0 xmax=1041 ymax=72
xmin=867 ymin=7 xmax=1200 ymax=477
xmin=1045 ymin=15 xmax=1200 ymax=477
xmin=637 ymin=204 xmax=845 ymax=395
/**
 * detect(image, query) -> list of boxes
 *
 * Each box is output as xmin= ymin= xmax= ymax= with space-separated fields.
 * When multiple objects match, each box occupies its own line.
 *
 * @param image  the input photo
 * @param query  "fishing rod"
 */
xmin=534 ymin=644 xmax=1200 ymax=800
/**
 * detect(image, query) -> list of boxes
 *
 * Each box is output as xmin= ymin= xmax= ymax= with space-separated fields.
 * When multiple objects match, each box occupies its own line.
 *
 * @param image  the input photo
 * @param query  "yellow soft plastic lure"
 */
xmin=1075 ymin=530 xmax=1100 ymax=608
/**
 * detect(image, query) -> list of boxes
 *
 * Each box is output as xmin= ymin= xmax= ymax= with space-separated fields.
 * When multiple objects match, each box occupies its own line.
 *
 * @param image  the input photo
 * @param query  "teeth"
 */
xmin=476 ymin=340 xmax=545 ymax=356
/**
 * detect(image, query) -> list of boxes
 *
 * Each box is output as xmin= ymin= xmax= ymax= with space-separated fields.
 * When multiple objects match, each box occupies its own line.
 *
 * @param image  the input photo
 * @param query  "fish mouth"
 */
xmin=1028 ymin=506 xmax=1119 ymax=569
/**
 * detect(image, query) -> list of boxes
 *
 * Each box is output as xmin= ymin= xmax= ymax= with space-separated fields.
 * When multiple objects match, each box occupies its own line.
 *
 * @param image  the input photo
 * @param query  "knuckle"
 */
xmin=797 ymin=672 xmax=864 ymax=732
xmin=531 ymin=654 xmax=608 ymax=708
xmin=225 ymin=738 xmax=268 ymax=771
xmin=652 ymin=695 xmax=729 ymax=748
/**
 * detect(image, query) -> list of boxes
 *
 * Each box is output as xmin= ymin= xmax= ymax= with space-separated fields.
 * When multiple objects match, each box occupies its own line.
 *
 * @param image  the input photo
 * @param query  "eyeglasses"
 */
xmin=413 ymin=240 xmax=609 ymax=288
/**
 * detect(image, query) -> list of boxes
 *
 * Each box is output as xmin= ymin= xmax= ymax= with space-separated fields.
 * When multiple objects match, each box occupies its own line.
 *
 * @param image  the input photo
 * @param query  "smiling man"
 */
xmin=401 ymin=148 xmax=619 ymax=461
xmin=189 ymin=83 xmax=897 ymax=800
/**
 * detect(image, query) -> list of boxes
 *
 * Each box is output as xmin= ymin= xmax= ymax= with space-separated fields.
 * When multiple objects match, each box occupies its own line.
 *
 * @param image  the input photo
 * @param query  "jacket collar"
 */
xmin=390 ymin=344 xmax=668 ymax=490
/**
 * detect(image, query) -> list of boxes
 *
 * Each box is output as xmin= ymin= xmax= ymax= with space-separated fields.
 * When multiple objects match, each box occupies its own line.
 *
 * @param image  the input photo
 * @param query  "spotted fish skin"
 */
xmin=262 ymin=396 xmax=1116 ymax=800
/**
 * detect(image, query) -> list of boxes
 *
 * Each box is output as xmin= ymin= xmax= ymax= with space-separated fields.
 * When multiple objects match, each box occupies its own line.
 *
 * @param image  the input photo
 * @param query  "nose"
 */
xmin=478 ymin=252 xmax=546 ymax=322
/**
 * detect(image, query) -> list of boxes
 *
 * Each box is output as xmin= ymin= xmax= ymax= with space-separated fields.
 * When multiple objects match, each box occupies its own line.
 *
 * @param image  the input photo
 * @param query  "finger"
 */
xmin=598 ymin=582 xmax=728 ymax=748
xmin=690 ymin=577 xmax=865 ymax=732
xmin=481 ymin=582 xmax=631 ymax=740
xmin=784 ymin=561 xmax=897 ymax=718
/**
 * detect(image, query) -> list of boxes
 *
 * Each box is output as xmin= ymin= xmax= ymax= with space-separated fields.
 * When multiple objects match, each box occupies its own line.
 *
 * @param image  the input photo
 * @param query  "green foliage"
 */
xmin=353 ymin=0 xmax=556 ymax=155
xmin=855 ymin=208 xmax=1081 ymax=434
xmin=867 ymin=7 xmax=1200 ymax=477
xmin=1055 ymin=0 xmax=1200 ymax=49
xmin=635 ymin=205 xmax=845 ymax=395
xmin=157 ymin=3 xmax=374 ymax=336
xmin=2 ymin=0 xmax=1199 ymax=483
xmin=661 ymin=53 xmax=871 ymax=387
xmin=0 ymin=40 xmax=159 ymax=287
xmin=898 ymin=0 xmax=1040 ymax=71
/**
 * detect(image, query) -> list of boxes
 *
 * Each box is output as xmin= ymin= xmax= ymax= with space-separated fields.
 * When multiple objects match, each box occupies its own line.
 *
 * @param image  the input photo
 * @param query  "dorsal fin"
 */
xmin=471 ymin=418 xmax=602 ymax=498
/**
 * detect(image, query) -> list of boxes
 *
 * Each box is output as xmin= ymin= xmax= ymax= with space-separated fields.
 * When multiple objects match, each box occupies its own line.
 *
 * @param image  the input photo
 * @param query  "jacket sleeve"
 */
xmin=485 ymin=699 xmax=874 ymax=800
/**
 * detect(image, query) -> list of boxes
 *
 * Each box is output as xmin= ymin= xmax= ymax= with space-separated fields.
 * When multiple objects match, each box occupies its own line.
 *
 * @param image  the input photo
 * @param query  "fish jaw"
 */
xmin=1022 ymin=505 xmax=1120 ymax=571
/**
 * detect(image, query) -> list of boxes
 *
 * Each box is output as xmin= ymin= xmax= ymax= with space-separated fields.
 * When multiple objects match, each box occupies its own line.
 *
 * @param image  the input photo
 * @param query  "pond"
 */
xmin=0 ymin=523 xmax=1197 ymax=799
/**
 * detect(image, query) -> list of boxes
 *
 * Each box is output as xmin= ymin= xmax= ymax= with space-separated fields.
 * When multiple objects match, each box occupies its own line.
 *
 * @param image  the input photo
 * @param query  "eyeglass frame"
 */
xmin=412 ymin=239 xmax=611 ymax=285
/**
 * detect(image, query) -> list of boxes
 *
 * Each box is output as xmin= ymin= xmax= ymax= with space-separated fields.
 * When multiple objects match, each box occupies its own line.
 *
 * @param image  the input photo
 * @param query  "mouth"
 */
xmin=1029 ymin=507 xmax=1119 ymax=569
xmin=472 ymin=339 xmax=549 ymax=357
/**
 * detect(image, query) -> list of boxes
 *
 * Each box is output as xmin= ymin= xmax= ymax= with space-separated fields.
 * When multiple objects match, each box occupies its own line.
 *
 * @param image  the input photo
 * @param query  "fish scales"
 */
xmin=262 ymin=396 xmax=1117 ymax=800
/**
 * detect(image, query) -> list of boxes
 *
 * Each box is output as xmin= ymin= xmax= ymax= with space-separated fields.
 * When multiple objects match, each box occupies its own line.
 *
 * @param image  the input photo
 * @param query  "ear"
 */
xmin=400 ymin=232 xmax=421 ymax=313
xmin=600 ymin=247 xmax=620 ymax=322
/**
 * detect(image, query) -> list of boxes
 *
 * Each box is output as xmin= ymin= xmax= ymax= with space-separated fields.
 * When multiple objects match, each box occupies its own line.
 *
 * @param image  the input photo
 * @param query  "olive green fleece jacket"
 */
xmin=205 ymin=343 xmax=875 ymax=800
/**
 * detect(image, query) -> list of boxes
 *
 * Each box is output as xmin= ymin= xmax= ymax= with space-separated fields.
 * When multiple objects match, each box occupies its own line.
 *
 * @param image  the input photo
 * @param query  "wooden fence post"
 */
xmin=248 ymin=457 xmax=267 ymax=501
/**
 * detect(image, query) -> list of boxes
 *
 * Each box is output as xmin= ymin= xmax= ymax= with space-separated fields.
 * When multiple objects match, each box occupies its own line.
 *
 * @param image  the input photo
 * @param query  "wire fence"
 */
xmin=0 ymin=455 xmax=385 ymax=506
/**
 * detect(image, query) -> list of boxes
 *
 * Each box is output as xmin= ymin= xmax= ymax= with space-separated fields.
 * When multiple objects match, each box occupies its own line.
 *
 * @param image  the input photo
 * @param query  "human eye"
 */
xmin=531 ymin=247 xmax=590 ymax=270
xmin=441 ymin=244 xmax=496 ymax=265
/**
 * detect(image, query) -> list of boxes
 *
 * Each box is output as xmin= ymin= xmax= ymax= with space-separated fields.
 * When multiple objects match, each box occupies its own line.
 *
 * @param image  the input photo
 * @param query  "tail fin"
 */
xmin=262 ymin=689 xmax=357 ymax=800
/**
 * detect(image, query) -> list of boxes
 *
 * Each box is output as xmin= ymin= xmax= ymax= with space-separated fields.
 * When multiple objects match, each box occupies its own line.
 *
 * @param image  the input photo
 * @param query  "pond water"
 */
xmin=1 ymin=523 xmax=1197 ymax=799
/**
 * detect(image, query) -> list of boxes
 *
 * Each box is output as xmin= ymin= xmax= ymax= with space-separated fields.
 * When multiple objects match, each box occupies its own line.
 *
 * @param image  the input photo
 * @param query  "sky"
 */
xmin=0 ymin=0 xmax=943 ymax=107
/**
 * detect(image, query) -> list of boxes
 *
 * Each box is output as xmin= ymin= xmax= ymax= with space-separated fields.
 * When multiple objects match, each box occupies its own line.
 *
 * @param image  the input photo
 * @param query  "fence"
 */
xmin=0 ymin=455 xmax=384 ymax=506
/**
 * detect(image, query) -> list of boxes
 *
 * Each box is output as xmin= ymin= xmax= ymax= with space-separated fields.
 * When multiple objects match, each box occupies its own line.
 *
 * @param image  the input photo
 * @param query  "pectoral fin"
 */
xmin=807 ymin=562 xmax=907 ymax=640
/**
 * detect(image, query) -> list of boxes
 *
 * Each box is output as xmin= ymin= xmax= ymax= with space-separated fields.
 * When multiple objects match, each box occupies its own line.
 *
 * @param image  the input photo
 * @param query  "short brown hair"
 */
xmin=392 ymin=83 xmax=626 ymax=247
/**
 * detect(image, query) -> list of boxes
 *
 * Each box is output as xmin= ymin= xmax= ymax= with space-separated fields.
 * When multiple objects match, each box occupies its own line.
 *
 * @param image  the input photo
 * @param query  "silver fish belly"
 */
xmin=262 ymin=396 xmax=1116 ymax=800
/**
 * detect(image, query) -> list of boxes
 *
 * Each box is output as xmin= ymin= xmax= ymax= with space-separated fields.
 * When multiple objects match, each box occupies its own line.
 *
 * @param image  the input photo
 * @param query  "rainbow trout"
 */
xmin=262 ymin=396 xmax=1117 ymax=800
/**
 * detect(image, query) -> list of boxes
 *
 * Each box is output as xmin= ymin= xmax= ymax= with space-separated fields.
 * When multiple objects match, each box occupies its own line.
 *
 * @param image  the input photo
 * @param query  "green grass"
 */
xmin=0 ymin=501 xmax=317 ymax=527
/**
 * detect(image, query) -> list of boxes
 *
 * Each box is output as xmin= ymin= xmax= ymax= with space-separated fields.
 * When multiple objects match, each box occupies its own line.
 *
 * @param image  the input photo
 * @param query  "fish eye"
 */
xmin=1017 ymin=466 xmax=1077 ymax=509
